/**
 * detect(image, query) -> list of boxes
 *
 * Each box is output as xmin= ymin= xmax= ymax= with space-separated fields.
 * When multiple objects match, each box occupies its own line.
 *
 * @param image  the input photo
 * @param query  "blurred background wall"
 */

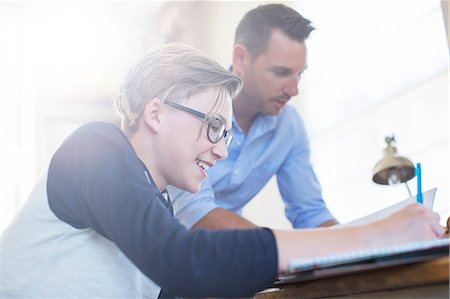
xmin=1 ymin=1 xmax=448 ymax=232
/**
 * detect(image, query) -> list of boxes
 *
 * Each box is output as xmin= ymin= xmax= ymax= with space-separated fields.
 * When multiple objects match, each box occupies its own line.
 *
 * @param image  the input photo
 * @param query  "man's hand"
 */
xmin=318 ymin=219 xmax=339 ymax=227
xmin=192 ymin=208 xmax=258 ymax=230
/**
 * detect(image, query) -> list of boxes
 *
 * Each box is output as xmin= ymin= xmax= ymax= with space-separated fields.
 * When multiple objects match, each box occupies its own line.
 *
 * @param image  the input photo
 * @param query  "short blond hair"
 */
xmin=114 ymin=43 xmax=242 ymax=135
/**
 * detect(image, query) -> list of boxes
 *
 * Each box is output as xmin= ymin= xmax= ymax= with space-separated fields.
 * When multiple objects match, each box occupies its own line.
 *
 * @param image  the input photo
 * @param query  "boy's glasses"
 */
xmin=165 ymin=100 xmax=233 ymax=146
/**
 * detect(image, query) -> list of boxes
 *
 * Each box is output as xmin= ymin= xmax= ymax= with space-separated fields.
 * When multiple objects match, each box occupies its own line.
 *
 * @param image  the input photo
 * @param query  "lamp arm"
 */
xmin=404 ymin=181 xmax=412 ymax=198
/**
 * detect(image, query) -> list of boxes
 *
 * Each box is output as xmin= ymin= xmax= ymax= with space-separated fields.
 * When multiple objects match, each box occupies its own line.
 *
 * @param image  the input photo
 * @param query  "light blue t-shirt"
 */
xmin=169 ymin=105 xmax=335 ymax=229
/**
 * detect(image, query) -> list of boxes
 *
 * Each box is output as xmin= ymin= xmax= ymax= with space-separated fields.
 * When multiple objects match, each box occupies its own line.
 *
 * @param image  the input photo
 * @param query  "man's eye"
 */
xmin=274 ymin=70 xmax=289 ymax=77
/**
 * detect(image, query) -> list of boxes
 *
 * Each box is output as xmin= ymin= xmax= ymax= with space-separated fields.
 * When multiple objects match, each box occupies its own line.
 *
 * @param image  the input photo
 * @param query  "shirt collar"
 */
xmin=232 ymin=112 xmax=278 ymax=138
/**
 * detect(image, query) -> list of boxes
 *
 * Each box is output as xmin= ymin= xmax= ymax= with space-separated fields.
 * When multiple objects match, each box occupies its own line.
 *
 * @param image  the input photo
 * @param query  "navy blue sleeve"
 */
xmin=47 ymin=122 xmax=278 ymax=298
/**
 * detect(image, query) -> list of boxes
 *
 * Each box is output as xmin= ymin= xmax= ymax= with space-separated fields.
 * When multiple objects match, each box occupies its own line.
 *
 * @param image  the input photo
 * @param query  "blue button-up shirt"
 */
xmin=169 ymin=105 xmax=335 ymax=229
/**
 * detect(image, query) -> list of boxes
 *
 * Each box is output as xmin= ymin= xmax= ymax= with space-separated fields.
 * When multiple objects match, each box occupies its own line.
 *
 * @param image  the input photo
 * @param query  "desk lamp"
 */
xmin=372 ymin=135 xmax=415 ymax=196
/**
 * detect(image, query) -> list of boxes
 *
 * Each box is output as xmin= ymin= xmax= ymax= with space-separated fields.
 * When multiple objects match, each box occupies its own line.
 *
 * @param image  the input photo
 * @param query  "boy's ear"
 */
xmin=232 ymin=44 xmax=250 ymax=77
xmin=143 ymin=98 xmax=163 ymax=132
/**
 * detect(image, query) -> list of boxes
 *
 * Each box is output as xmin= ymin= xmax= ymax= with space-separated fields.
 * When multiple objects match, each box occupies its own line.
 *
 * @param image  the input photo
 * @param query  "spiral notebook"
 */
xmin=279 ymin=238 xmax=449 ymax=285
xmin=278 ymin=188 xmax=449 ymax=285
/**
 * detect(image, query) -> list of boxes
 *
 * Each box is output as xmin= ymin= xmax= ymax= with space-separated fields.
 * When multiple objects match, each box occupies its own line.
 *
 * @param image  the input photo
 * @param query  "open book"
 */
xmin=279 ymin=189 xmax=448 ymax=285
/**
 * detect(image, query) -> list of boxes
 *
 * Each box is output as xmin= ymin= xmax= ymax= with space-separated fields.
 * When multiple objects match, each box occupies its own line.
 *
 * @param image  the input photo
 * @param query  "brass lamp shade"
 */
xmin=372 ymin=136 xmax=415 ymax=185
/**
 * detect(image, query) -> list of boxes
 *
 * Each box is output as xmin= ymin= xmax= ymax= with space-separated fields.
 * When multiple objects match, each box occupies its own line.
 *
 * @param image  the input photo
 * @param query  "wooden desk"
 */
xmin=255 ymin=256 xmax=449 ymax=299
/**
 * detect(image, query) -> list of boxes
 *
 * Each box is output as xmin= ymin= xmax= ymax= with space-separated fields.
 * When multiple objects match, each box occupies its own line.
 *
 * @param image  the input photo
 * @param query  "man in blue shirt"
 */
xmin=170 ymin=4 xmax=338 ymax=229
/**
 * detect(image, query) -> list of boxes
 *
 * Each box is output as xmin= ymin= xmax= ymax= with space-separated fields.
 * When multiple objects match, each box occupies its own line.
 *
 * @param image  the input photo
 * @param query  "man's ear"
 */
xmin=232 ymin=44 xmax=250 ymax=77
xmin=143 ymin=98 xmax=163 ymax=132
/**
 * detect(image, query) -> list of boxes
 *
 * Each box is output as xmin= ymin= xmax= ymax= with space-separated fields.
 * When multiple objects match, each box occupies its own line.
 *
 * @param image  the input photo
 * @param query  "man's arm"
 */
xmin=276 ymin=107 xmax=338 ymax=228
xmin=192 ymin=209 xmax=338 ymax=230
xmin=192 ymin=208 xmax=258 ymax=230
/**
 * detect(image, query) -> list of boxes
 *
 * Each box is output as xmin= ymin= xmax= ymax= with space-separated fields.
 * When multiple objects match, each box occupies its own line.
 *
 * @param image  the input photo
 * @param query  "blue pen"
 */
xmin=416 ymin=163 xmax=423 ymax=204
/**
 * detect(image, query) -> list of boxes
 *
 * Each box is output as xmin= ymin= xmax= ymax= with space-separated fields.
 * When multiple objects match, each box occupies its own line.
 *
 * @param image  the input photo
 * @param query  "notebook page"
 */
xmin=343 ymin=188 xmax=436 ymax=226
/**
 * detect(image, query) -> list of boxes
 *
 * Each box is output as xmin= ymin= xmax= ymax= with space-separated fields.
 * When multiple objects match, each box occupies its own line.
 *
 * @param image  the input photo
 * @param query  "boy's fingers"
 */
xmin=431 ymin=223 xmax=446 ymax=238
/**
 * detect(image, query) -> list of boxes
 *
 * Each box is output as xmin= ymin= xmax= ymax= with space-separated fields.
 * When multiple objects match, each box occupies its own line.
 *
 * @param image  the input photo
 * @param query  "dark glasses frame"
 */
xmin=165 ymin=100 xmax=233 ymax=146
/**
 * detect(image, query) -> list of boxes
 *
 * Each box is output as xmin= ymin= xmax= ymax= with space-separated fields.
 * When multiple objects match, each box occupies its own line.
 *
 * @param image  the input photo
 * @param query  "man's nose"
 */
xmin=283 ymin=77 xmax=299 ymax=97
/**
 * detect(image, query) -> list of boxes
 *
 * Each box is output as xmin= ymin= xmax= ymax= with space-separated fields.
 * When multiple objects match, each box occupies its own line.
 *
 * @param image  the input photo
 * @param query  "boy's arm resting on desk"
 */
xmin=273 ymin=203 xmax=446 ymax=273
xmin=192 ymin=208 xmax=258 ymax=230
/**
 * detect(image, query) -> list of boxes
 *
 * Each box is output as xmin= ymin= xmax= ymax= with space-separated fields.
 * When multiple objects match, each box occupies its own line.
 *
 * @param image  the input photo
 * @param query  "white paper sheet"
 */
xmin=344 ymin=188 xmax=436 ymax=226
